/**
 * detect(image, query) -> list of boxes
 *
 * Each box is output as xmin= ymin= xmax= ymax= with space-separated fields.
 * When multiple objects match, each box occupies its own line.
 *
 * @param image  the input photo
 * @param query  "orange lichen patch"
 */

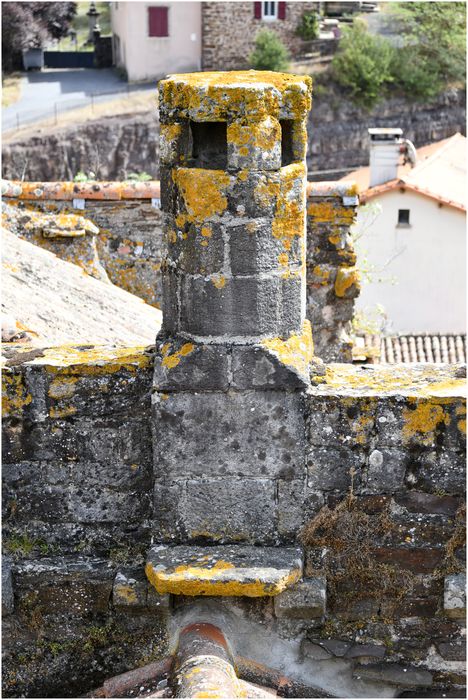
xmin=201 ymin=226 xmax=212 ymax=238
xmin=24 ymin=211 xmax=99 ymax=238
xmin=16 ymin=182 xmax=75 ymax=200
xmin=173 ymin=169 xmax=230 ymax=223
xmin=145 ymin=562 xmax=301 ymax=597
xmin=161 ymin=342 xmax=195 ymax=369
xmin=210 ymin=274 xmax=226 ymax=289
xmin=307 ymin=201 xmax=356 ymax=224
xmin=2 ymin=371 xmax=32 ymax=418
xmin=262 ymin=320 xmax=313 ymax=378
xmin=402 ymin=400 xmax=450 ymax=445
xmin=335 ymin=267 xmax=360 ymax=298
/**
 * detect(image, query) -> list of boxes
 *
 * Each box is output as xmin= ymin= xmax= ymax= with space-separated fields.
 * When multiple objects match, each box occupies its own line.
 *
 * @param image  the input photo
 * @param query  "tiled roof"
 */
xmin=340 ymin=133 xmax=466 ymax=212
xmin=1 ymin=179 xmax=161 ymax=200
xmin=354 ymin=334 xmax=466 ymax=364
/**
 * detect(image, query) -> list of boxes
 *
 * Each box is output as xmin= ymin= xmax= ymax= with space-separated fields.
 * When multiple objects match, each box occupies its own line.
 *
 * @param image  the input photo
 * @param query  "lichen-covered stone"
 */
xmin=146 ymin=544 xmax=303 ymax=597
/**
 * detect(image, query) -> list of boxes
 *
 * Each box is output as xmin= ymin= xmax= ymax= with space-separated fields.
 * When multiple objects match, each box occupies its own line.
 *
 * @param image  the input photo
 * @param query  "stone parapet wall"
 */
xmin=3 ymin=178 xmax=358 ymax=360
xmin=2 ymin=346 xmax=465 ymax=696
xmin=201 ymin=2 xmax=319 ymax=71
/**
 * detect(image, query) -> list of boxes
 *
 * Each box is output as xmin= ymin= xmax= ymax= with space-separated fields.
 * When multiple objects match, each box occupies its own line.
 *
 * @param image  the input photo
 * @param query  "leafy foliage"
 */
xmin=296 ymin=11 xmax=320 ymax=41
xmin=388 ymin=1 xmax=466 ymax=99
xmin=2 ymin=2 xmax=77 ymax=72
xmin=249 ymin=29 xmax=290 ymax=72
xmin=331 ymin=19 xmax=394 ymax=109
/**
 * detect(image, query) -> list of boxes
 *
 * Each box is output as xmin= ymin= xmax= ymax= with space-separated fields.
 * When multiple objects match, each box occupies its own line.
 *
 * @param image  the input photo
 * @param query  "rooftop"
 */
xmin=341 ymin=133 xmax=466 ymax=212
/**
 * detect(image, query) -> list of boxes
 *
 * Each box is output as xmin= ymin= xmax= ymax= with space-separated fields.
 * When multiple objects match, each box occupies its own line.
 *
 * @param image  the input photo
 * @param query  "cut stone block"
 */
xmin=2 ymin=556 xmax=14 ymax=617
xmin=146 ymin=544 xmax=303 ymax=597
xmin=444 ymin=573 xmax=466 ymax=619
xmin=274 ymin=577 xmax=326 ymax=619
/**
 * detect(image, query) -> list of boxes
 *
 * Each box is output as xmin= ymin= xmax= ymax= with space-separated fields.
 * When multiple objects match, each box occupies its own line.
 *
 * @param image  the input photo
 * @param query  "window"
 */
xmin=397 ymin=209 xmax=410 ymax=226
xmin=148 ymin=6 xmax=169 ymax=37
xmin=262 ymin=1 xmax=277 ymax=20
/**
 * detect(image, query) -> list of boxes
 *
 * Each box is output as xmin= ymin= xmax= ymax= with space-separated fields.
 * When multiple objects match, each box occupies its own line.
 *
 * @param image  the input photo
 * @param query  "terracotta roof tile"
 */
xmin=354 ymin=334 xmax=466 ymax=364
xmin=1 ymin=179 xmax=161 ymax=201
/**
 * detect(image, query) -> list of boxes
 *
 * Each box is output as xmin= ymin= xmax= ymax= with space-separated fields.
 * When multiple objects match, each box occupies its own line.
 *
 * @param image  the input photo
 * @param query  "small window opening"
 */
xmin=280 ymin=120 xmax=295 ymax=166
xmin=397 ymin=209 xmax=410 ymax=226
xmin=189 ymin=121 xmax=227 ymax=169
xmin=148 ymin=7 xmax=169 ymax=37
xmin=262 ymin=1 xmax=277 ymax=20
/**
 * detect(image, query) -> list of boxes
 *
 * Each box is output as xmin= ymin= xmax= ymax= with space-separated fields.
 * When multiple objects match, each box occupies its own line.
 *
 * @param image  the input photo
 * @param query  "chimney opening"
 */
xmin=189 ymin=121 xmax=227 ymax=169
xmin=280 ymin=119 xmax=295 ymax=166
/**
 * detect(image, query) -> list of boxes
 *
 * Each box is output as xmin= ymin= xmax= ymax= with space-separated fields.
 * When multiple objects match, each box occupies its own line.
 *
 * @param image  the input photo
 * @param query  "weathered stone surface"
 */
xmin=146 ymin=544 xmax=303 ymax=597
xmin=344 ymin=643 xmax=386 ymax=660
xmin=277 ymin=481 xmax=323 ymax=541
xmin=365 ymin=448 xmax=407 ymax=493
xmin=436 ymin=640 xmax=466 ymax=662
xmin=274 ymin=578 xmax=326 ymax=619
xmin=153 ymin=391 xmax=307 ymax=480
xmin=300 ymin=639 xmax=332 ymax=661
xmin=183 ymin=478 xmax=276 ymax=544
xmin=2 ymin=556 xmax=14 ymax=617
xmin=113 ymin=569 xmax=148 ymax=607
xmin=444 ymin=574 xmax=466 ymax=619
xmin=153 ymin=337 xmax=230 ymax=391
xmin=353 ymin=663 xmax=433 ymax=688
xmin=14 ymin=557 xmax=114 ymax=615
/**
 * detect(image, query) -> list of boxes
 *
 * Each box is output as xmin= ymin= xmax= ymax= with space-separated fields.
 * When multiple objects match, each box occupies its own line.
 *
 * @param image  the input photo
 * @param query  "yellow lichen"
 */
xmin=48 ymin=376 xmax=78 ymax=399
xmin=312 ymin=265 xmax=330 ymax=286
xmin=210 ymin=274 xmax=226 ymax=289
xmin=261 ymin=320 xmax=313 ymax=378
xmin=114 ymin=584 xmax=138 ymax=603
xmin=173 ymin=169 xmax=230 ymax=223
xmin=307 ymin=201 xmax=356 ymax=224
xmin=335 ymin=267 xmax=360 ymax=298
xmin=145 ymin=561 xmax=301 ymax=597
xmin=2 ymin=372 xmax=32 ymax=418
xmin=402 ymin=400 xmax=450 ymax=444
xmin=49 ymin=405 xmax=77 ymax=418
xmin=161 ymin=342 xmax=195 ymax=369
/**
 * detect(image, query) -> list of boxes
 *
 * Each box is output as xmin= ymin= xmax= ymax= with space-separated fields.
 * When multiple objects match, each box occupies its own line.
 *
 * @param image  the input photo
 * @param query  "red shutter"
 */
xmin=278 ymin=1 xmax=286 ymax=19
xmin=254 ymin=2 xmax=262 ymax=19
xmin=148 ymin=7 xmax=169 ymax=37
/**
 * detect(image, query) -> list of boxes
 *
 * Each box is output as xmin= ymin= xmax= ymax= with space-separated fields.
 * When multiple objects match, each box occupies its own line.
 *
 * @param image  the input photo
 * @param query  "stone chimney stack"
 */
xmin=158 ymin=71 xmax=312 ymax=343
xmin=368 ymin=127 xmax=403 ymax=187
xmin=150 ymin=71 xmax=315 ymax=570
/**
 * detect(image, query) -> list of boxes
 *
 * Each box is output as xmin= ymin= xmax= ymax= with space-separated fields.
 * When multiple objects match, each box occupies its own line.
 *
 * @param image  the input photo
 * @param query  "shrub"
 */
xmin=296 ymin=11 xmax=320 ymax=41
xmin=249 ymin=29 xmax=290 ymax=72
xmin=331 ymin=19 xmax=395 ymax=109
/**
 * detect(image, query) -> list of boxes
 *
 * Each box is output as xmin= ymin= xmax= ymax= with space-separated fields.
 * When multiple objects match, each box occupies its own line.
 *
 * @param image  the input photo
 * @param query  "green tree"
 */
xmin=296 ymin=11 xmax=320 ymax=41
xmin=249 ymin=29 xmax=290 ymax=72
xmin=2 ymin=2 xmax=77 ymax=72
xmin=331 ymin=19 xmax=394 ymax=109
xmin=388 ymin=2 xmax=466 ymax=99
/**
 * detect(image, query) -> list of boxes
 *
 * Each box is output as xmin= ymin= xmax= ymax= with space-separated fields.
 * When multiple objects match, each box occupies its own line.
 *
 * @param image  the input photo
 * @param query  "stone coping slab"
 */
xmin=146 ymin=545 xmax=303 ymax=597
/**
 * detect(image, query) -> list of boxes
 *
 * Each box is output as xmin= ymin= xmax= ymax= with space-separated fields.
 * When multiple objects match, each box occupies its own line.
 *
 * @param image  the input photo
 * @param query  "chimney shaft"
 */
xmin=368 ymin=127 xmax=403 ymax=187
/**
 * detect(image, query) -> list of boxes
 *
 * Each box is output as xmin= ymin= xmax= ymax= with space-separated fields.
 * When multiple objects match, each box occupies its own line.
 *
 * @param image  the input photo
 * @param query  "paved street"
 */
xmin=2 ymin=68 xmax=154 ymax=132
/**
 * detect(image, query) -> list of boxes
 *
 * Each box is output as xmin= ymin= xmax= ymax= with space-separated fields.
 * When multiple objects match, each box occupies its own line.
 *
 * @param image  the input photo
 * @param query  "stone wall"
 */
xmin=3 ymin=347 xmax=466 ymax=697
xmin=201 ymin=2 xmax=319 ymax=71
xmin=2 ymin=89 xmax=464 ymax=182
xmin=3 ymin=178 xmax=358 ymax=360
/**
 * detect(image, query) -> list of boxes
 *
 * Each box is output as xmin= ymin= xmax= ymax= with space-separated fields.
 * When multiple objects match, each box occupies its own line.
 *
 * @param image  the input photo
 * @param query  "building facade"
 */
xmin=111 ymin=2 xmax=201 ymax=81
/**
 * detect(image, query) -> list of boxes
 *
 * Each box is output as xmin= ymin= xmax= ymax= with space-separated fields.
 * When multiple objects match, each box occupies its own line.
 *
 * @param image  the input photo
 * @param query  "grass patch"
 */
xmin=2 ymin=73 xmax=23 ymax=107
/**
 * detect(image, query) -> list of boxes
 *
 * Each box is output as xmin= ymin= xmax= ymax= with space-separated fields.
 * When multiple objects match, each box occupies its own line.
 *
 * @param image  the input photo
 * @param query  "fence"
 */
xmin=3 ymin=84 xmax=154 ymax=134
